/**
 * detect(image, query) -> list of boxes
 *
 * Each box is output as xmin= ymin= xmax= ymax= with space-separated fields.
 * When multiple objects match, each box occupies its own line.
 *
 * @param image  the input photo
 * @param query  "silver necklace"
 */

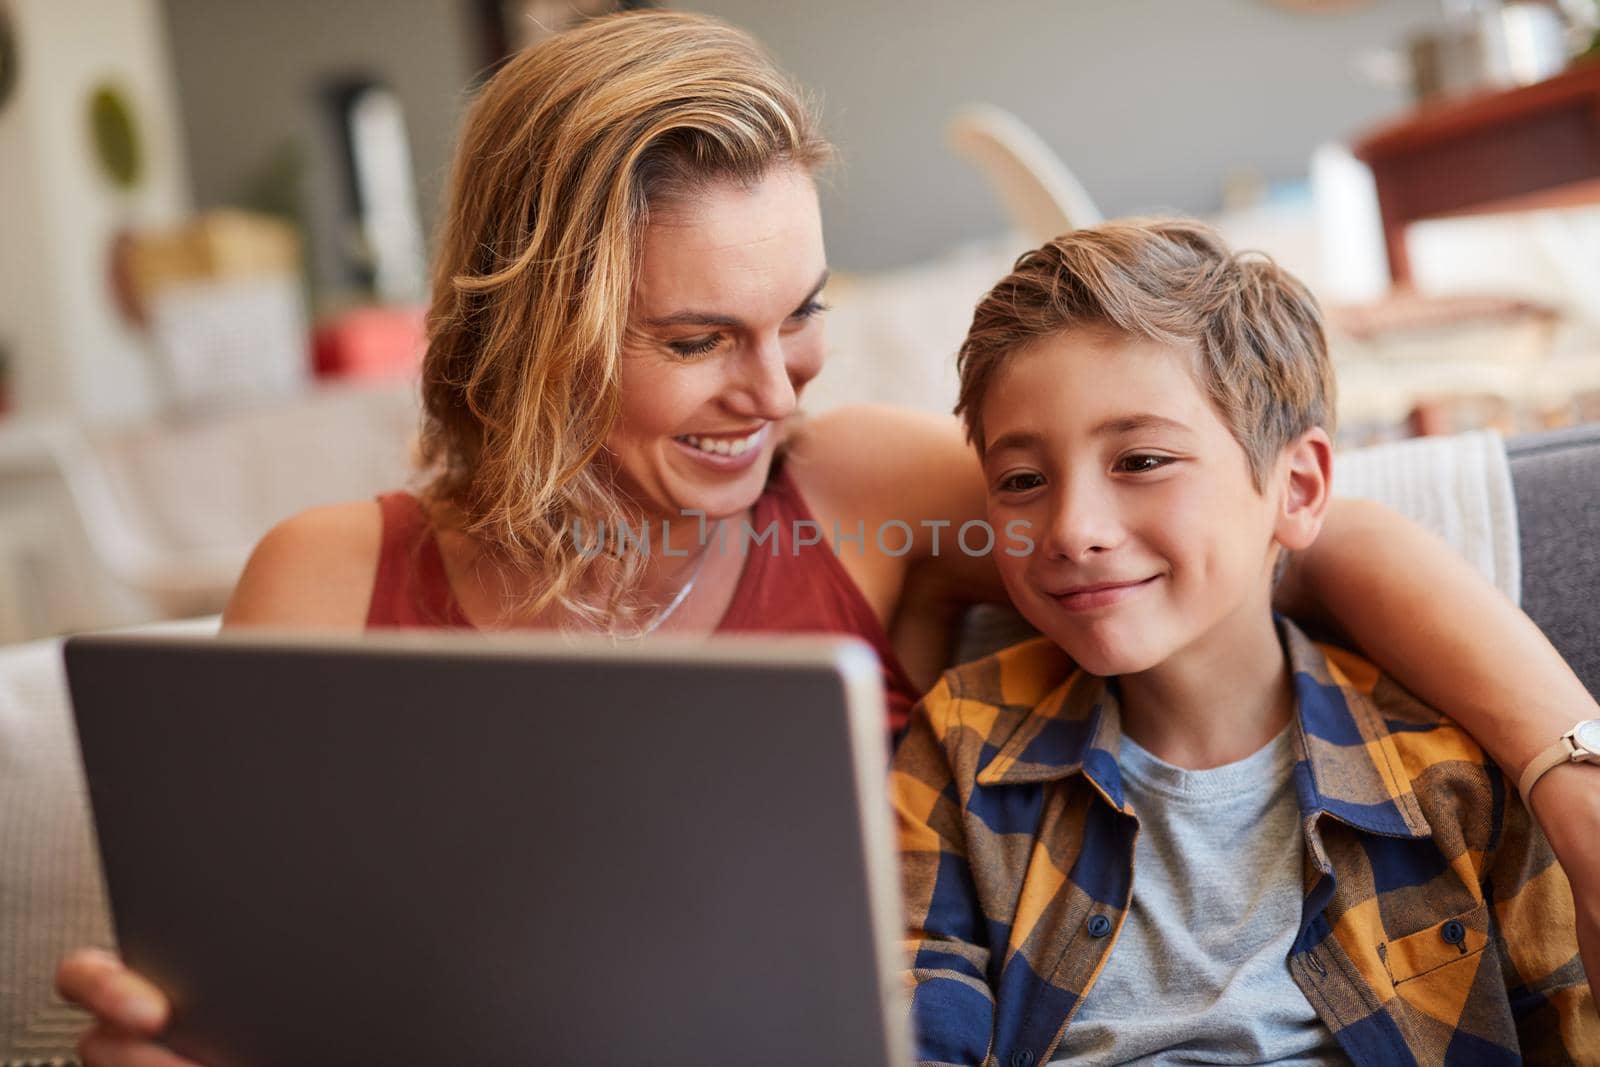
xmin=632 ymin=519 xmax=722 ymax=637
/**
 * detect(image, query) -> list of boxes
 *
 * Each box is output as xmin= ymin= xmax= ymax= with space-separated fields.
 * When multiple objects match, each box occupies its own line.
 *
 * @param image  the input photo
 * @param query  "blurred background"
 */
xmin=1 ymin=0 xmax=1598 ymax=642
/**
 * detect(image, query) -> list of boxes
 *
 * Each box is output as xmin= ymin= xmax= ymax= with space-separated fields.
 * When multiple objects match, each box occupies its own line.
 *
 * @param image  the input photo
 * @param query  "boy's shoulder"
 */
xmin=1303 ymin=635 xmax=1478 ymax=749
xmin=1289 ymin=627 xmax=1504 ymax=818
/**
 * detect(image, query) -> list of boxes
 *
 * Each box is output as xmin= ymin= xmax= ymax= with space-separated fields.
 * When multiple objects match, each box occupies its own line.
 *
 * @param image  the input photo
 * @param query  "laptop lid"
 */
xmin=65 ymin=631 xmax=911 ymax=1067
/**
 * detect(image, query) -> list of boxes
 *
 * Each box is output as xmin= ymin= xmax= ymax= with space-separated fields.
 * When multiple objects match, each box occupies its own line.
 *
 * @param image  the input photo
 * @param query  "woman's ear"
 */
xmin=1275 ymin=427 xmax=1333 ymax=552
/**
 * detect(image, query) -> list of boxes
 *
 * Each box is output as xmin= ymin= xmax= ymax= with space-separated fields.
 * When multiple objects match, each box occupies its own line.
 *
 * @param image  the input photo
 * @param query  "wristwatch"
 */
xmin=1518 ymin=719 xmax=1600 ymax=803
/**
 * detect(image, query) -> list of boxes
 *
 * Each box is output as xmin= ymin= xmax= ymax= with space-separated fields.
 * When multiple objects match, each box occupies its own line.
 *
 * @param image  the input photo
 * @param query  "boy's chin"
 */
xmin=1045 ymin=628 xmax=1166 ymax=679
xmin=1012 ymin=599 xmax=1170 ymax=677
xmin=1071 ymin=650 xmax=1162 ymax=679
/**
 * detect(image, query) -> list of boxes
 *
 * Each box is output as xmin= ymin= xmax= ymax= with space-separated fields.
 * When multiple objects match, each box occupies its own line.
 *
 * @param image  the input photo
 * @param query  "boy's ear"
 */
xmin=1275 ymin=427 xmax=1333 ymax=552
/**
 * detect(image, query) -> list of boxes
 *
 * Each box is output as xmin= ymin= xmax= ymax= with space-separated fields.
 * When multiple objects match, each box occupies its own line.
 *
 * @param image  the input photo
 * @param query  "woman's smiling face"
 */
xmin=607 ymin=164 xmax=828 ymax=522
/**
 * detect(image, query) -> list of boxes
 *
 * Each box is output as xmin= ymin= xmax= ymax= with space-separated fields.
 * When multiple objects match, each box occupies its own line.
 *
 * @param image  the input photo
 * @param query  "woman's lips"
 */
xmin=671 ymin=425 xmax=768 ymax=472
xmin=1046 ymin=575 xmax=1160 ymax=612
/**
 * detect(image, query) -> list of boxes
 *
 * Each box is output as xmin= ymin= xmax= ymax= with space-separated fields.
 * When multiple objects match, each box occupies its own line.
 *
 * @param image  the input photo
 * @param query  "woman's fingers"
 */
xmin=61 ymin=951 xmax=198 ymax=1067
xmin=78 ymin=1024 xmax=202 ymax=1067
xmin=56 ymin=948 xmax=170 ymax=1033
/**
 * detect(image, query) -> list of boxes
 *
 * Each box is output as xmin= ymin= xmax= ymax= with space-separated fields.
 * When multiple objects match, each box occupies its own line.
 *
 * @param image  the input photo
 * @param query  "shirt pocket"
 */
xmin=1381 ymin=902 xmax=1492 ymax=1021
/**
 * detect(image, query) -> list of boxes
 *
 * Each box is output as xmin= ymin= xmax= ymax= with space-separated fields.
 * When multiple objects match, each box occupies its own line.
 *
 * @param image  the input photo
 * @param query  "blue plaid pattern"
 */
xmin=893 ymin=619 xmax=1598 ymax=1066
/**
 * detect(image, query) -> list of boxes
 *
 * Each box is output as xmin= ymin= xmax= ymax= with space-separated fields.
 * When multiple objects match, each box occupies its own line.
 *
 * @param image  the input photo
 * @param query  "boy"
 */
xmin=892 ymin=220 xmax=1597 ymax=1066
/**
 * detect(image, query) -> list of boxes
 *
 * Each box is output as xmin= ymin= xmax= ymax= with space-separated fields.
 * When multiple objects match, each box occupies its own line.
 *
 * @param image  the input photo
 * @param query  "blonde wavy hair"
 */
xmin=417 ymin=11 xmax=830 ymax=628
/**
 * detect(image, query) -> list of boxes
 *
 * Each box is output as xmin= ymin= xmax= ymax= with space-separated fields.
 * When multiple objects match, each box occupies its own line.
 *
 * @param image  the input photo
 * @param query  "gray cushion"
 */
xmin=1509 ymin=424 xmax=1600 ymax=698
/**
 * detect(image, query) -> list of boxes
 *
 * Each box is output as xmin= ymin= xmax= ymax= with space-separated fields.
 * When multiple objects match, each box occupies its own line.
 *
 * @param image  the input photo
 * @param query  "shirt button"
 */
xmin=1441 ymin=920 xmax=1467 ymax=946
xmin=1009 ymin=1051 xmax=1035 ymax=1067
xmin=1086 ymin=914 xmax=1112 ymax=938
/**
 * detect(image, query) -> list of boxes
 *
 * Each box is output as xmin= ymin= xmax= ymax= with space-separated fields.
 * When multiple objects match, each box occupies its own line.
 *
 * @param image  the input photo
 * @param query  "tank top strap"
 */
xmin=366 ymin=492 xmax=474 ymax=629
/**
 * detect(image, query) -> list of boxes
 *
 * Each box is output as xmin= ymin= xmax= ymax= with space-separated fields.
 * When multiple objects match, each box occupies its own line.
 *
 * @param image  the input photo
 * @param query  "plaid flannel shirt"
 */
xmin=893 ymin=619 xmax=1597 ymax=1066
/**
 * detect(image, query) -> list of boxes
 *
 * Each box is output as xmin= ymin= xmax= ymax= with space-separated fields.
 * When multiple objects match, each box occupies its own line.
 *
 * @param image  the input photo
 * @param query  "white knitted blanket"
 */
xmin=1335 ymin=430 xmax=1521 ymax=604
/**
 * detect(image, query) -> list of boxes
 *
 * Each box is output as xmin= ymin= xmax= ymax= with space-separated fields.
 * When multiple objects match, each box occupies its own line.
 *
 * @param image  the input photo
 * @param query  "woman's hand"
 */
xmin=56 ymin=948 xmax=201 ymax=1067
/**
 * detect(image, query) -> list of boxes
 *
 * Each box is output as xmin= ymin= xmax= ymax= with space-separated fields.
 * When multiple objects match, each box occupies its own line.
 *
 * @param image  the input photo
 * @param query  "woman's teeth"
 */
xmin=677 ymin=428 xmax=763 ymax=457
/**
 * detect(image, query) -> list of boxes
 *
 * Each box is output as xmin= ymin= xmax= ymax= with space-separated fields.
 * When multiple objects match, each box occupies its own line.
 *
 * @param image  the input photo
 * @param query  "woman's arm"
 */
xmin=1279 ymin=497 xmax=1600 ymax=996
xmin=222 ymin=501 xmax=382 ymax=629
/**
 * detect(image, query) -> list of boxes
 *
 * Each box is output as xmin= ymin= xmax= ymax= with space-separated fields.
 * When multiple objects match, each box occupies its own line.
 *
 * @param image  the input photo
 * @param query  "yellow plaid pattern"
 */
xmin=893 ymin=619 xmax=1598 ymax=1066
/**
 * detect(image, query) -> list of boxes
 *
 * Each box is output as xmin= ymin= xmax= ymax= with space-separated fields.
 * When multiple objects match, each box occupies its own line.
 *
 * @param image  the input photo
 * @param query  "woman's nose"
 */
xmin=729 ymin=337 xmax=798 ymax=421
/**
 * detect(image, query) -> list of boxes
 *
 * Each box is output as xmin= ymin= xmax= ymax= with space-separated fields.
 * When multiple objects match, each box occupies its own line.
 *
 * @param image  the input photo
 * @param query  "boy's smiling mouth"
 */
xmin=1045 ymin=575 xmax=1161 ymax=612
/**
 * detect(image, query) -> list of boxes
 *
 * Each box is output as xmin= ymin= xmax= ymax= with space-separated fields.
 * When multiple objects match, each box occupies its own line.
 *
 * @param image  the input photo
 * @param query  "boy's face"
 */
xmin=980 ymin=328 xmax=1306 ymax=678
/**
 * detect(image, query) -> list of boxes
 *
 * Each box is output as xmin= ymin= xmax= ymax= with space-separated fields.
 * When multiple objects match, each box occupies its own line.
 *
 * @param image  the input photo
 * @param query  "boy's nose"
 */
xmin=1040 ymin=481 xmax=1125 ymax=562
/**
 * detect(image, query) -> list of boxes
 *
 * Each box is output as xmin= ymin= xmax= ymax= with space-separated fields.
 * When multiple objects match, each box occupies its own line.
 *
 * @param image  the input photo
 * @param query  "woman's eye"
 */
xmin=1116 ymin=454 xmax=1173 ymax=474
xmin=780 ymin=300 xmax=830 ymax=333
xmin=668 ymin=334 xmax=724 ymax=359
xmin=790 ymin=299 xmax=830 ymax=322
xmin=996 ymin=472 xmax=1045 ymax=493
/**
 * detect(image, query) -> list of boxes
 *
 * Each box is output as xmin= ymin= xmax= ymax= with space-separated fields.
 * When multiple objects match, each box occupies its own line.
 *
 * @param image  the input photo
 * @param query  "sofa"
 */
xmin=1 ymin=424 xmax=1596 ymax=1066
xmin=1508 ymin=424 xmax=1600 ymax=695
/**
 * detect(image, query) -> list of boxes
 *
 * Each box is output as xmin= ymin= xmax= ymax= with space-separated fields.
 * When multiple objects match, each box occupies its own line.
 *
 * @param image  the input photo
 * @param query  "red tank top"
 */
xmin=366 ymin=466 xmax=922 ymax=733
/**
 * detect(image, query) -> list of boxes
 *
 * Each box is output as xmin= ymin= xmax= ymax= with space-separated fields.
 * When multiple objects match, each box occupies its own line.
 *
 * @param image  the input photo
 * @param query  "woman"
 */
xmin=60 ymin=11 xmax=1600 ymax=1064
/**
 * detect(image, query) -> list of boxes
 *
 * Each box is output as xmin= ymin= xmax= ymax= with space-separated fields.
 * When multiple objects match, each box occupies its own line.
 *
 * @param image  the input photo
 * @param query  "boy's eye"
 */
xmin=996 ymin=471 xmax=1045 ymax=494
xmin=668 ymin=334 xmax=724 ymax=359
xmin=1115 ymin=454 xmax=1173 ymax=474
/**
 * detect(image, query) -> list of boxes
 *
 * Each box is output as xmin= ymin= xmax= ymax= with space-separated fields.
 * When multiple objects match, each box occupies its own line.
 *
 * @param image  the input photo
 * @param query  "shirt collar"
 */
xmin=973 ymin=668 xmax=1128 ymax=809
xmin=1280 ymin=622 xmax=1431 ymax=840
xmin=972 ymin=619 xmax=1431 ymax=841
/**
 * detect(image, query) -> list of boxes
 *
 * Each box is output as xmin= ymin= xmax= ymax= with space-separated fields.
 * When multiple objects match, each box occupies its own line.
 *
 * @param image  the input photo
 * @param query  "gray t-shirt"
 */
xmin=1051 ymin=726 xmax=1347 ymax=1064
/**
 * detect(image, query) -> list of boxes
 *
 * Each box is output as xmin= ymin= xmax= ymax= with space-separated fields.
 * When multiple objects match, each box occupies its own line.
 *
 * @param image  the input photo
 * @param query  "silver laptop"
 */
xmin=65 ymin=631 xmax=912 ymax=1067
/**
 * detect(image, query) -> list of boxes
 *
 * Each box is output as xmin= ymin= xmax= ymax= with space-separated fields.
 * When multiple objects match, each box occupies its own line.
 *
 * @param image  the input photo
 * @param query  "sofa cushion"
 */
xmin=1509 ymin=424 xmax=1600 ymax=697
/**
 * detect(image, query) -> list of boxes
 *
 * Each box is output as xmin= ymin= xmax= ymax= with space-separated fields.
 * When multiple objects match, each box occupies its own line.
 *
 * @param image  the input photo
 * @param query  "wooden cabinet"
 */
xmin=1353 ymin=61 xmax=1600 ymax=285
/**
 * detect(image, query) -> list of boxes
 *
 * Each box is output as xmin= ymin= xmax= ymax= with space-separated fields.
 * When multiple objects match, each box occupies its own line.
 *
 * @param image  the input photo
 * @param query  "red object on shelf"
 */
xmin=312 ymin=304 xmax=428 ymax=380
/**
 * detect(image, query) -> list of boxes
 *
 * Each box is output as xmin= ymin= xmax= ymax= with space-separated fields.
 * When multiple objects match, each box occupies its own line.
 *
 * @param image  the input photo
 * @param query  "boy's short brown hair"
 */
xmin=955 ymin=219 xmax=1335 ymax=489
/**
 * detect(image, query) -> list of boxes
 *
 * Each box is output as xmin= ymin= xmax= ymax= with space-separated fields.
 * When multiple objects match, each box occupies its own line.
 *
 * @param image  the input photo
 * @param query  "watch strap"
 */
xmin=1518 ymin=735 xmax=1575 ymax=805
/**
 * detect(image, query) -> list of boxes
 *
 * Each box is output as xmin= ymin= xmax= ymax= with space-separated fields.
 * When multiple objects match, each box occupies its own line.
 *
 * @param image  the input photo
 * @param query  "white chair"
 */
xmin=946 ymin=104 xmax=1103 ymax=244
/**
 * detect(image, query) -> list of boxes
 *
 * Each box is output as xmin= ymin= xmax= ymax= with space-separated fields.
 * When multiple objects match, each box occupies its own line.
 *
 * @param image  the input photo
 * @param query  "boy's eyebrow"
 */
xmin=1092 ymin=413 xmax=1193 ymax=437
xmin=984 ymin=430 xmax=1042 ymax=456
xmin=986 ymin=415 xmax=1192 ymax=456
xmin=641 ymin=270 xmax=830 ymax=329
